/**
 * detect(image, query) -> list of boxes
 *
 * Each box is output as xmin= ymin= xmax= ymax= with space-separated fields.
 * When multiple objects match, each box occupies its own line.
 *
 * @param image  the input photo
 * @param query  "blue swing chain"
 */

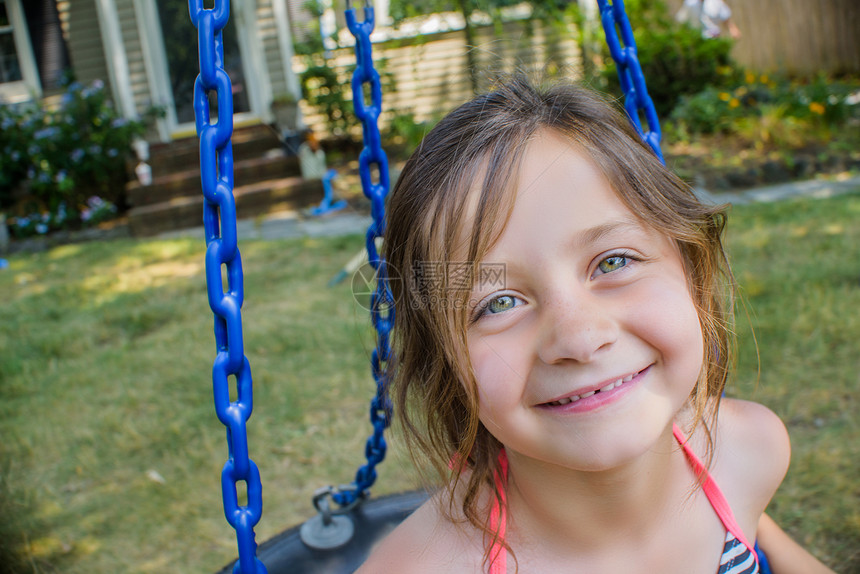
xmin=596 ymin=0 xmax=664 ymax=164
xmin=188 ymin=1 xmax=267 ymax=573
xmin=326 ymin=2 xmax=395 ymax=509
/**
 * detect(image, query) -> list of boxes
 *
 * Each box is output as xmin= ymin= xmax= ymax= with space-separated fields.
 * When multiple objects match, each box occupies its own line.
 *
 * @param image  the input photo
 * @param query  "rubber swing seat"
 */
xmin=215 ymin=490 xmax=429 ymax=574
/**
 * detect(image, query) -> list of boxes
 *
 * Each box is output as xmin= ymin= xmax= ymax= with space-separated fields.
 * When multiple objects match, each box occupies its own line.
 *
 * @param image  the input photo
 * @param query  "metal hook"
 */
xmin=301 ymin=486 xmax=356 ymax=550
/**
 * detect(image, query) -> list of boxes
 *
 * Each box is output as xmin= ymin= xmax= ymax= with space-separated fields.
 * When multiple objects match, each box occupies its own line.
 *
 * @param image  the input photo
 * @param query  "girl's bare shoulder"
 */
xmin=711 ymin=398 xmax=791 ymax=520
xmin=356 ymin=492 xmax=484 ymax=574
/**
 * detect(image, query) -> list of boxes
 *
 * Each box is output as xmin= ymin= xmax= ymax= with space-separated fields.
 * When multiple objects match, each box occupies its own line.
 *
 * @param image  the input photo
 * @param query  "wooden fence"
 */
xmin=667 ymin=0 xmax=859 ymax=74
xmin=296 ymin=19 xmax=581 ymax=136
xmin=297 ymin=2 xmax=857 ymax=136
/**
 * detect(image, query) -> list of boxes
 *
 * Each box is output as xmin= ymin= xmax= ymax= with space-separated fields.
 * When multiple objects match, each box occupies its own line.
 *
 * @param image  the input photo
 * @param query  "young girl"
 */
xmin=359 ymin=77 xmax=834 ymax=573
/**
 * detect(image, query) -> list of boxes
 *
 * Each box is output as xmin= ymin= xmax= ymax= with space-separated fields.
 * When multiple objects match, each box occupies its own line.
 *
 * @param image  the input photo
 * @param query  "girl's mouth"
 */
xmin=540 ymin=366 xmax=650 ymax=408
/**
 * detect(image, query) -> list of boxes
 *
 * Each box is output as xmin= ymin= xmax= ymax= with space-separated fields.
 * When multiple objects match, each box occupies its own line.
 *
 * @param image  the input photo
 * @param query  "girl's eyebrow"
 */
xmin=576 ymin=218 xmax=644 ymax=248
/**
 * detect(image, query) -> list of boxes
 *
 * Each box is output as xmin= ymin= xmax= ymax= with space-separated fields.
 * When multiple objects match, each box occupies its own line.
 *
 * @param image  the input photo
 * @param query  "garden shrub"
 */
xmin=601 ymin=0 xmax=735 ymax=118
xmin=299 ymin=62 xmax=353 ymax=136
xmin=0 ymin=79 xmax=160 ymax=238
xmin=671 ymin=73 xmax=860 ymax=138
xmin=382 ymin=111 xmax=437 ymax=155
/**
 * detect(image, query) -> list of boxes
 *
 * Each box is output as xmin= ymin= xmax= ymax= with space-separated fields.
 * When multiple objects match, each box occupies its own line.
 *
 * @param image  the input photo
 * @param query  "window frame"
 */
xmin=0 ymin=0 xmax=41 ymax=103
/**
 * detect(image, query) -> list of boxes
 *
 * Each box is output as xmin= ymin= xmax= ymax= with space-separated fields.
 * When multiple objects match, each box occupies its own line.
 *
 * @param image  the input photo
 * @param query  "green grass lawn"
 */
xmin=1 ymin=190 xmax=859 ymax=573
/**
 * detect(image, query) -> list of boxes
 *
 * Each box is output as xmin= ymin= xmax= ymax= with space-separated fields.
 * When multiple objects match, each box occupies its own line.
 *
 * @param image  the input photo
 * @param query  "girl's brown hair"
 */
xmin=384 ymin=75 xmax=734 ymax=566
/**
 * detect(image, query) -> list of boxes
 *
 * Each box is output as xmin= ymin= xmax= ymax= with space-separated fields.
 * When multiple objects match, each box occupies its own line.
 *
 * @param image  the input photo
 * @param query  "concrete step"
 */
xmin=127 ymin=176 xmax=324 ymax=237
xmin=127 ymin=153 xmax=302 ymax=208
xmin=147 ymin=124 xmax=283 ymax=179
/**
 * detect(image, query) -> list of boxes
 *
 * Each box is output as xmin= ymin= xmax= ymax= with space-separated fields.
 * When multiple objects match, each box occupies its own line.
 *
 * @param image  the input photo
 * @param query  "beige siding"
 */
xmin=256 ymin=0 xmax=288 ymax=98
xmin=297 ymin=18 xmax=581 ymax=136
xmin=63 ymin=0 xmax=112 ymax=92
xmin=116 ymin=0 xmax=151 ymax=116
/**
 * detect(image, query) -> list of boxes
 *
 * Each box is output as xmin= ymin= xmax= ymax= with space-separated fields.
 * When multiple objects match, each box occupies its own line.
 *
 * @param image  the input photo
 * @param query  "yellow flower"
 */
xmin=729 ymin=98 xmax=740 ymax=109
xmin=719 ymin=92 xmax=731 ymax=101
xmin=745 ymin=71 xmax=756 ymax=84
xmin=759 ymin=74 xmax=769 ymax=84
xmin=809 ymin=102 xmax=826 ymax=115
xmin=735 ymin=86 xmax=748 ymax=96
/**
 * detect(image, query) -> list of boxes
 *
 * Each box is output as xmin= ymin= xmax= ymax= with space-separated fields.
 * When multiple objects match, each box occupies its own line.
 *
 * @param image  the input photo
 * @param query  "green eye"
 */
xmin=597 ymin=255 xmax=628 ymax=274
xmin=487 ymin=295 xmax=516 ymax=314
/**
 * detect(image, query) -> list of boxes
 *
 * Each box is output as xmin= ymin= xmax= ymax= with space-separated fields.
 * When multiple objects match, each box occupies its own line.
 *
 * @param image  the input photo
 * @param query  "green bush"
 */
xmin=0 ymin=102 xmax=39 ymax=208
xmin=601 ymin=0 xmax=735 ymax=118
xmin=300 ymin=62 xmax=354 ymax=136
xmin=0 ymin=79 xmax=160 ymax=236
xmin=382 ymin=111 xmax=437 ymax=155
xmin=671 ymin=73 xmax=860 ymax=136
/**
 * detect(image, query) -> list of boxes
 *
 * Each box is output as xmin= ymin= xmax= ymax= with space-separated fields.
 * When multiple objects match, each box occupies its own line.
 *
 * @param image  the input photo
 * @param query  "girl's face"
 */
xmin=465 ymin=130 xmax=704 ymax=472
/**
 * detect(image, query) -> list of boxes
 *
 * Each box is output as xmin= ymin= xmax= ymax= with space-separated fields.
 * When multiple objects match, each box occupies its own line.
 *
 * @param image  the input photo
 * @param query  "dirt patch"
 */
xmin=665 ymin=134 xmax=860 ymax=192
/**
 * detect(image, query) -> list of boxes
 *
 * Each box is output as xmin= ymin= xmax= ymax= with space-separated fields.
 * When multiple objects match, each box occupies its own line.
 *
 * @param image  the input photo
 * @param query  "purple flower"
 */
xmin=71 ymin=149 xmax=85 ymax=163
xmin=107 ymin=148 xmax=118 ymax=158
xmin=34 ymin=127 xmax=58 ymax=140
xmin=36 ymin=223 xmax=48 ymax=234
xmin=80 ymin=208 xmax=92 ymax=222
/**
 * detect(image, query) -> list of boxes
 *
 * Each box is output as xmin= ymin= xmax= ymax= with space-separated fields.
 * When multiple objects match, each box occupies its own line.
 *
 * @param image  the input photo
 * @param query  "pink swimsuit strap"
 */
xmin=672 ymin=423 xmax=757 ymax=555
xmin=486 ymin=424 xmax=756 ymax=573
xmin=488 ymin=449 xmax=508 ymax=574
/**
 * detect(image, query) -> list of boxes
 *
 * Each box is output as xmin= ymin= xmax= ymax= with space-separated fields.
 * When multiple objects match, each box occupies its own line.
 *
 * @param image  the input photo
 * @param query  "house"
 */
xmin=3 ymin=0 xmax=304 ymax=139
xmin=2 ymin=0 xmax=587 ymax=236
xmin=2 ymin=0 xmax=321 ymax=236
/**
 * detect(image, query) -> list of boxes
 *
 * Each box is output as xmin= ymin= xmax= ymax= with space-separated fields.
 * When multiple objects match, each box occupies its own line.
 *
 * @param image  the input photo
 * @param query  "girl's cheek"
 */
xmin=635 ymin=280 xmax=704 ymax=377
xmin=468 ymin=333 xmax=522 ymax=395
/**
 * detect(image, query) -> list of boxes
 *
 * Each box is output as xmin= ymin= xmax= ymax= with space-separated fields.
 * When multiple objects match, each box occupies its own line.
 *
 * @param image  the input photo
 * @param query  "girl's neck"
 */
xmin=504 ymin=422 xmax=690 ymax=555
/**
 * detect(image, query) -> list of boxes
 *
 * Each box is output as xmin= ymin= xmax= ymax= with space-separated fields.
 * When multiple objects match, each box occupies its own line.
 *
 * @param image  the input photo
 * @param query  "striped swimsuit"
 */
xmin=486 ymin=424 xmax=760 ymax=574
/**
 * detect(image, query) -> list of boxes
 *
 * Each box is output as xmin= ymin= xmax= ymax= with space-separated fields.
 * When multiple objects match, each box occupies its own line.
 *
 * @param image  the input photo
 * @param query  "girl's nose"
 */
xmin=536 ymin=291 xmax=618 ymax=364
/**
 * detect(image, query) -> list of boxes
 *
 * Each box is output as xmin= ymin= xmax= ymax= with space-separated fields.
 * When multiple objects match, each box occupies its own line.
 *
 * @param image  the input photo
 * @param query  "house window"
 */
xmin=0 ymin=0 xmax=41 ymax=102
xmin=0 ymin=0 xmax=23 ymax=84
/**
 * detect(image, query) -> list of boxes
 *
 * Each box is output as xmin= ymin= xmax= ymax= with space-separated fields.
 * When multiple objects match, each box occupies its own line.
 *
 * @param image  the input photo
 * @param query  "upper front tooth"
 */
xmin=600 ymin=381 xmax=618 ymax=392
xmin=623 ymin=373 xmax=634 ymax=382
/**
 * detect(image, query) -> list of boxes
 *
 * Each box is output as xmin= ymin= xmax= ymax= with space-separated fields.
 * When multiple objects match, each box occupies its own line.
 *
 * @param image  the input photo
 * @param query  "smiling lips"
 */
xmin=541 ymin=367 xmax=648 ymax=407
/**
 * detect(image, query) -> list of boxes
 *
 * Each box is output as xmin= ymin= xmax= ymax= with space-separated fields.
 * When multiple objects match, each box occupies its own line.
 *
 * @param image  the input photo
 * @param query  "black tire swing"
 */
xmin=214 ymin=491 xmax=427 ymax=574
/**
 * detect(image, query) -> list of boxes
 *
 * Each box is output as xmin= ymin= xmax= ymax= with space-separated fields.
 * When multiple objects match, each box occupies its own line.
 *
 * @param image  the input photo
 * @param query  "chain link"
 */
xmin=596 ymin=0 xmax=665 ymax=164
xmin=329 ymin=2 xmax=395 ymax=509
xmin=189 ymin=1 xmax=267 ymax=572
